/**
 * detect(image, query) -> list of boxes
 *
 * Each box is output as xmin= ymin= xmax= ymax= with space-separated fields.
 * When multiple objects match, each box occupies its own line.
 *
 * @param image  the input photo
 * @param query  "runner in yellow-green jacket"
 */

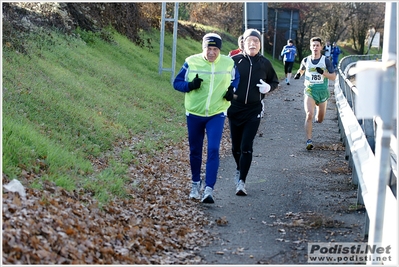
xmin=173 ymin=33 xmax=240 ymax=204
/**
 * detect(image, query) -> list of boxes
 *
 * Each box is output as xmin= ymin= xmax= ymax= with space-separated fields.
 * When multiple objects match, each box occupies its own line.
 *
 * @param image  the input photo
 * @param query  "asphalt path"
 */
xmin=198 ymin=77 xmax=366 ymax=265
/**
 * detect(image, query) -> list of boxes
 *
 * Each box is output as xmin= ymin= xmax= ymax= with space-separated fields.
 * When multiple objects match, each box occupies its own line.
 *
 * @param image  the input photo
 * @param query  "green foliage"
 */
xmin=75 ymin=26 xmax=116 ymax=45
xmin=2 ymin=23 xmax=286 ymax=206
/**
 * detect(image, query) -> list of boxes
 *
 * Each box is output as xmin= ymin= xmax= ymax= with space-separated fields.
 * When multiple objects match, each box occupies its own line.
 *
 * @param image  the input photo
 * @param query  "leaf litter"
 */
xmin=2 ymin=124 xmax=233 ymax=264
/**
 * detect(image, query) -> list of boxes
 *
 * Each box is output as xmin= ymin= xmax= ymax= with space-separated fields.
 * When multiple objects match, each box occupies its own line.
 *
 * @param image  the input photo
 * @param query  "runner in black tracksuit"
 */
xmin=228 ymin=29 xmax=279 ymax=196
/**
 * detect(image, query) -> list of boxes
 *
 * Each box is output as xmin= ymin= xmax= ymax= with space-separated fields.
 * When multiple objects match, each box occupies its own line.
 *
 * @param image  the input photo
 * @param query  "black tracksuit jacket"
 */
xmin=228 ymin=52 xmax=279 ymax=125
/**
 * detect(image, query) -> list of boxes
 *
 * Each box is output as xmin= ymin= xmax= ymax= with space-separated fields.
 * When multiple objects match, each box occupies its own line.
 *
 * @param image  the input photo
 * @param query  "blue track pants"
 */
xmin=186 ymin=112 xmax=226 ymax=189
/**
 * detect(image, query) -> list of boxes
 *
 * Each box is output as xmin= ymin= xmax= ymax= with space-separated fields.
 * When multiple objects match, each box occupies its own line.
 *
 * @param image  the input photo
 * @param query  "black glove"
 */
xmin=224 ymin=85 xmax=234 ymax=101
xmin=294 ymin=72 xmax=301 ymax=79
xmin=316 ymin=67 xmax=324 ymax=74
xmin=188 ymin=74 xmax=203 ymax=91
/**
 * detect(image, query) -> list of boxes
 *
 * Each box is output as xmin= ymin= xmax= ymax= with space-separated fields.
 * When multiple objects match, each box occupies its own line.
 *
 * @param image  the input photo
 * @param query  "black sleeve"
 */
xmin=265 ymin=60 xmax=279 ymax=91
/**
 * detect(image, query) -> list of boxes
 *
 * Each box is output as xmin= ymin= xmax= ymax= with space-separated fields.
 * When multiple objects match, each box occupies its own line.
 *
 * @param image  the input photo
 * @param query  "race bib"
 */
xmin=310 ymin=73 xmax=324 ymax=84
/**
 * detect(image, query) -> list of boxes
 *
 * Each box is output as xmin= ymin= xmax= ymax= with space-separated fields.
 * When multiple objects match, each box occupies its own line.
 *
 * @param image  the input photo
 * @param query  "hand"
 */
xmin=256 ymin=79 xmax=271 ymax=94
xmin=188 ymin=74 xmax=203 ymax=91
xmin=224 ymin=85 xmax=235 ymax=101
xmin=315 ymin=67 xmax=324 ymax=75
xmin=294 ymin=72 xmax=301 ymax=79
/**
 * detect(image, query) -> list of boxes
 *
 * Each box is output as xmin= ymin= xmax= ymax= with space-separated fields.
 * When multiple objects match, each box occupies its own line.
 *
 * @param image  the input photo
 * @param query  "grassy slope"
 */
xmin=2 ymin=25 xmax=287 ymax=204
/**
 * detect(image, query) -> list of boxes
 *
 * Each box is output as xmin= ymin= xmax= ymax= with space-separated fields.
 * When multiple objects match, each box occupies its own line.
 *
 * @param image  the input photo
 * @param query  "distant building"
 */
xmin=243 ymin=3 xmax=299 ymax=59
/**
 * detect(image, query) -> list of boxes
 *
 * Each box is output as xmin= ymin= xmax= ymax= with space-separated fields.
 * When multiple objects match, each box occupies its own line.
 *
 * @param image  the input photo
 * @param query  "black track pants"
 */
xmin=228 ymin=116 xmax=261 ymax=183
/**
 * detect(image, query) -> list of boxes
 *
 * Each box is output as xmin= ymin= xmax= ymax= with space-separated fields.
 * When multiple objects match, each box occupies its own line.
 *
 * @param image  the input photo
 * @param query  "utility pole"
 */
xmin=159 ymin=2 xmax=179 ymax=84
xmin=273 ymin=9 xmax=278 ymax=60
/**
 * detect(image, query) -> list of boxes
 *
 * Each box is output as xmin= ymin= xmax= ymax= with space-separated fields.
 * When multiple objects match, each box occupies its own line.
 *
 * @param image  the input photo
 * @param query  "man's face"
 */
xmin=244 ymin=37 xmax=260 ymax=56
xmin=203 ymin=46 xmax=220 ymax=62
xmin=310 ymin=41 xmax=322 ymax=54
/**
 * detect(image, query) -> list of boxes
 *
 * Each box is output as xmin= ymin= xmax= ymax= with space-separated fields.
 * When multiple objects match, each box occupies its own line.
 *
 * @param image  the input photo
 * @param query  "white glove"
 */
xmin=256 ymin=79 xmax=271 ymax=94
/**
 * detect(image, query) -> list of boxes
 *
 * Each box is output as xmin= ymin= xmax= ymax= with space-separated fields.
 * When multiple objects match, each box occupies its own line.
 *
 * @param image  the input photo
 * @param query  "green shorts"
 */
xmin=304 ymin=88 xmax=330 ymax=105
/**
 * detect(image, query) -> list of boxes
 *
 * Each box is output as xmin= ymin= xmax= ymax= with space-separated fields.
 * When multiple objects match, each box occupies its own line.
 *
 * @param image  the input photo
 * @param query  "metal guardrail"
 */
xmin=336 ymin=55 xmax=397 ymax=197
xmin=334 ymin=55 xmax=397 ymax=263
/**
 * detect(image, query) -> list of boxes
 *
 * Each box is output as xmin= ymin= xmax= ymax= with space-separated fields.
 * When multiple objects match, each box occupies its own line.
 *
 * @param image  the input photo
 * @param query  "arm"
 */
xmin=224 ymin=65 xmax=241 ymax=101
xmin=280 ymin=46 xmax=288 ymax=56
xmin=323 ymin=71 xmax=336 ymax=81
xmin=323 ymin=58 xmax=336 ymax=81
xmin=294 ymin=58 xmax=306 ymax=78
xmin=297 ymin=58 xmax=306 ymax=75
xmin=173 ymin=62 xmax=191 ymax=93
xmin=230 ymin=65 xmax=240 ymax=89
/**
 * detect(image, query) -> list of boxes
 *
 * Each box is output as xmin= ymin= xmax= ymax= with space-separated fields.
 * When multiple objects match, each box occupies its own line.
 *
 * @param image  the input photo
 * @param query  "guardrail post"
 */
xmin=365 ymin=2 xmax=397 ymax=264
xmin=335 ymin=4 xmax=397 ymax=264
xmin=364 ymin=210 xmax=369 ymax=239
xmin=363 ymin=118 xmax=376 ymax=152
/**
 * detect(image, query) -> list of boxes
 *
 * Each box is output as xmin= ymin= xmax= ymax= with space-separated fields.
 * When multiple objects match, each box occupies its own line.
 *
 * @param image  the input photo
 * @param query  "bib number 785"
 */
xmin=311 ymin=74 xmax=322 ymax=81
xmin=311 ymin=74 xmax=323 ymax=83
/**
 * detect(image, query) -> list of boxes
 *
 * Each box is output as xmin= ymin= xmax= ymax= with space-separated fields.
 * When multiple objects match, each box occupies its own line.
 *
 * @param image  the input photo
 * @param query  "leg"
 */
xmin=304 ymin=94 xmax=316 ymax=140
xmin=284 ymin=63 xmax=289 ymax=83
xmin=186 ymin=114 xmax=205 ymax=183
xmin=238 ymin=118 xmax=261 ymax=183
xmin=286 ymin=62 xmax=294 ymax=84
xmin=228 ymin=119 xmax=244 ymax=170
xmin=204 ymin=113 xmax=226 ymax=189
xmin=333 ymin=57 xmax=338 ymax=69
xmin=314 ymin=88 xmax=330 ymax=123
xmin=316 ymin=100 xmax=328 ymax=123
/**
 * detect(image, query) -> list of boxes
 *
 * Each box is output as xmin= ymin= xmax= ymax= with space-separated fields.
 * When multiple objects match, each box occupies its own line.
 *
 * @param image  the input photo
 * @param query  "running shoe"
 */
xmin=306 ymin=139 xmax=314 ymax=150
xmin=201 ymin=186 xmax=214 ymax=203
xmin=189 ymin=181 xmax=201 ymax=200
xmin=234 ymin=170 xmax=240 ymax=185
xmin=236 ymin=180 xmax=247 ymax=196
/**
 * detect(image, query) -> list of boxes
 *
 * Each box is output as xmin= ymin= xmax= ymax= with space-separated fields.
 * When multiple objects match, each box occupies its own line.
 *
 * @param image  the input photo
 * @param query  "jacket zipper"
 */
xmin=205 ymin=62 xmax=215 ymax=116
xmin=245 ymin=56 xmax=252 ymax=104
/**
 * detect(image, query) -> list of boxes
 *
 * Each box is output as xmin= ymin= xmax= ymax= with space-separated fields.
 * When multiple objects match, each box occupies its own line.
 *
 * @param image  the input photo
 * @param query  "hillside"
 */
xmin=2 ymin=3 xmax=287 ymax=264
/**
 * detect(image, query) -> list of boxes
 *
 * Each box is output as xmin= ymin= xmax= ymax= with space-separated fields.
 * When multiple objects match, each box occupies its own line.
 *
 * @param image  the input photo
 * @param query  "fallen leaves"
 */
xmin=3 ymin=175 xmax=210 ymax=264
xmin=2 ymin=118 xmax=239 ymax=265
xmin=215 ymin=216 xmax=228 ymax=226
xmin=2 ymin=125 xmax=235 ymax=264
xmin=266 ymin=211 xmax=344 ymax=230
xmin=315 ymin=143 xmax=345 ymax=151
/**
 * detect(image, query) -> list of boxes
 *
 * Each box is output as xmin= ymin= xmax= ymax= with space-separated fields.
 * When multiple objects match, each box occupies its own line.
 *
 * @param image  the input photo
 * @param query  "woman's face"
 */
xmin=244 ymin=37 xmax=260 ymax=56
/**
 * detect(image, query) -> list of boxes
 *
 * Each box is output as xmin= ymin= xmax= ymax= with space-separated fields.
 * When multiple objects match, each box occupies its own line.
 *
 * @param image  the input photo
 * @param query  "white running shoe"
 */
xmin=201 ymin=186 xmax=214 ymax=203
xmin=236 ymin=180 xmax=247 ymax=196
xmin=234 ymin=170 xmax=240 ymax=185
xmin=189 ymin=181 xmax=201 ymax=200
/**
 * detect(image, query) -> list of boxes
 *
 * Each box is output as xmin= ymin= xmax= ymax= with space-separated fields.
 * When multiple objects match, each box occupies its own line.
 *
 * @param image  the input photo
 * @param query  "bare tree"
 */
xmin=345 ymin=2 xmax=385 ymax=55
xmin=188 ymin=2 xmax=243 ymax=37
xmin=292 ymin=3 xmax=324 ymax=61
xmin=146 ymin=2 xmax=386 ymax=57
xmin=318 ymin=3 xmax=349 ymax=44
